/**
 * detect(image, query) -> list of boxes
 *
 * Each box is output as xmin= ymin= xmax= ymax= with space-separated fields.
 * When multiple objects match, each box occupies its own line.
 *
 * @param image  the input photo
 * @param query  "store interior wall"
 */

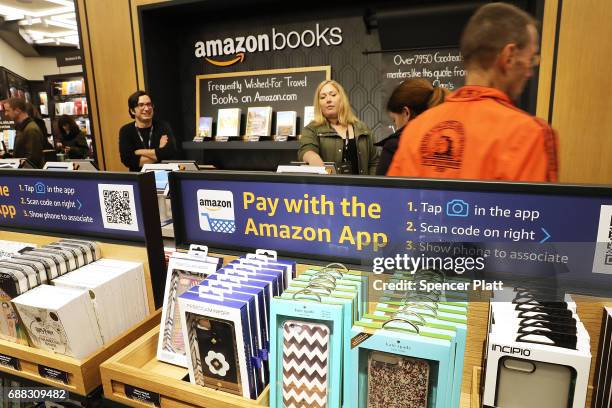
xmin=0 ymin=38 xmax=82 ymax=81
xmin=140 ymin=1 xmax=537 ymax=149
xmin=552 ymin=0 xmax=612 ymax=184
xmin=80 ymin=0 xmax=612 ymax=184
xmin=76 ymin=0 xmax=140 ymax=171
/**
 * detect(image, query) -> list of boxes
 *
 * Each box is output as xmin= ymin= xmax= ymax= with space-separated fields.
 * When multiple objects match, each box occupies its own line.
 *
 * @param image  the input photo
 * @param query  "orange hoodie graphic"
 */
xmin=387 ymin=86 xmax=559 ymax=182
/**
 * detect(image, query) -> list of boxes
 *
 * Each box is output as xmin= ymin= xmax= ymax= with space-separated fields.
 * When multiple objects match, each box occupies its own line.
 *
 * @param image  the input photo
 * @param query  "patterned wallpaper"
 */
xmin=177 ymin=12 xmax=390 ymax=141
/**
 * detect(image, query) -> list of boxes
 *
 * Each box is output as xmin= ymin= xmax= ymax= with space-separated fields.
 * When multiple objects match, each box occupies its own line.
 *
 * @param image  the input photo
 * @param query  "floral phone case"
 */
xmin=282 ymin=320 xmax=330 ymax=408
xmin=186 ymin=313 xmax=242 ymax=395
xmin=367 ymin=351 xmax=430 ymax=408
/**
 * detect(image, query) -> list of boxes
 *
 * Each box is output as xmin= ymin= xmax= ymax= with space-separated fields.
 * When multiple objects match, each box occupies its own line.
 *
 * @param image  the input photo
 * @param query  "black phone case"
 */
xmin=187 ymin=313 xmax=242 ymax=395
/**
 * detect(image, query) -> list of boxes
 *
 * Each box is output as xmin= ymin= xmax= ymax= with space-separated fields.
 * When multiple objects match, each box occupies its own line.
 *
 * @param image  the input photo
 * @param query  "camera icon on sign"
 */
xmin=35 ymin=182 xmax=46 ymax=194
xmin=446 ymin=199 xmax=470 ymax=217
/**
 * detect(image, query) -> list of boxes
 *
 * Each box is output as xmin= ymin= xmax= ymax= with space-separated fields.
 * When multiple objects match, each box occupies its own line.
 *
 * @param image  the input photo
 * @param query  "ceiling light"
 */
xmin=0 ymin=5 xmax=26 ymax=20
xmin=45 ymin=19 xmax=77 ymax=30
xmin=26 ymin=29 xmax=77 ymax=38
xmin=50 ymin=12 xmax=76 ymax=21
xmin=45 ymin=0 xmax=75 ymax=6
xmin=18 ymin=18 xmax=42 ymax=25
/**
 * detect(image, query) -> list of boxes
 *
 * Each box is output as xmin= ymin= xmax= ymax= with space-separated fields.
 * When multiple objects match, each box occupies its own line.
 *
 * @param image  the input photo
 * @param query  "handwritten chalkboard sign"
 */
xmin=196 ymin=66 xmax=330 ymax=137
xmin=381 ymin=48 xmax=466 ymax=92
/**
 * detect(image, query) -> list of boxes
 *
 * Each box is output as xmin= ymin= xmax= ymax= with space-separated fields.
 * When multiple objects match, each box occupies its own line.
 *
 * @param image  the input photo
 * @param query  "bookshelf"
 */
xmin=44 ymin=73 xmax=96 ymax=160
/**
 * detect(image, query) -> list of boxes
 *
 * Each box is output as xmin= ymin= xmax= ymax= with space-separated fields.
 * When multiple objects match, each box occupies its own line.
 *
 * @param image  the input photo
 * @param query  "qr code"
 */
xmin=103 ymin=190 xmax=133 ymax=224
xmin=98 ymin=184 xmax=139 ymax=232
xmin=593 ymin=205 xmax=612 ymax=274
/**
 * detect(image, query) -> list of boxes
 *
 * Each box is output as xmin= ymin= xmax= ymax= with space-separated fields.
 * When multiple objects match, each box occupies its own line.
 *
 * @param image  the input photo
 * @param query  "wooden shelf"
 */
xmin=0 ymin=311 xmax=160 ymax=396
xmin=54 ymin=93 xmax=87 ymax=99
xmin=0 ymin=230 xmax=161 ymax=396
xmin=183 ymin=141 xmax=299 ymax=151
xmin=101 ymin=325 xmax=269 ymax=408
xmin=469 ymin=367 xmax=481 ymax=408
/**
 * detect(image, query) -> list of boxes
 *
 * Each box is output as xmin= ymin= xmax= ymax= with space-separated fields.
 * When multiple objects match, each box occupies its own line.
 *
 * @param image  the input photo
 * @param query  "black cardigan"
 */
xmin=118 ymin=119 xmax=177 ymax=171
xmin=375 ymin=126 xmax=404 ymax=175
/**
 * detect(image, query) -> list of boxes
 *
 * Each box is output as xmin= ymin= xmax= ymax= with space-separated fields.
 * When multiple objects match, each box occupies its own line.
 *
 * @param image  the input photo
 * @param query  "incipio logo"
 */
xmin=197 ymin=190 xmax=236 ymax=233
xmin=491 ymin=344 xmax=531 ymax=356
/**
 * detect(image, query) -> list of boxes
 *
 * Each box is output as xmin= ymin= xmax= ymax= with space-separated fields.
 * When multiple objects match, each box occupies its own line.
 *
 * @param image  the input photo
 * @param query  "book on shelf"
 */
xmin=245 ymin=106 xmax=273 ymax=137
xmin=303 ymin=106 xmax=315 ymax=127
xmin=43 ymin=118 xmax=51 ymax=134
xmin=39 ymin=92 xmax=48 ymax=115
xmin=74 ymin=99 xmax=83 ymax=115
xmin=216 ymin=108 xmax=241 ymax=137
xmin=58 ymin=79 xmax=85 ymax=96
xmin=195 ymin=117 xmax=213 ymax=141
xmin=276 ymin=111 xmax=297 ymax=137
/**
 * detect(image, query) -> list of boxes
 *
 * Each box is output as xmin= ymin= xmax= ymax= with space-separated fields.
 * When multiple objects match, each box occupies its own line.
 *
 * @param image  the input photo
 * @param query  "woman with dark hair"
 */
xmin=56 ymin=115 xmax=89 ymax=159
xmin=25 ymin=103 xmax=50 ymax=143
xmin=376 ymin=79 xmax=448 ymax=175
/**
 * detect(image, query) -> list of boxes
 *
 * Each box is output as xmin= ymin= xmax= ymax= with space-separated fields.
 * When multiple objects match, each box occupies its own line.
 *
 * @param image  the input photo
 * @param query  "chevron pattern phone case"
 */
xmin=282 ymin=320 xmax=330 ymax=408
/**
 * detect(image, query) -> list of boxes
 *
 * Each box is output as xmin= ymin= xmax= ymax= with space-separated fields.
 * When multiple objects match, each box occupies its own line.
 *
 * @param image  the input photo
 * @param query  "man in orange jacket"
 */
xmin=387 ymin=2 xmax=559 ymax=182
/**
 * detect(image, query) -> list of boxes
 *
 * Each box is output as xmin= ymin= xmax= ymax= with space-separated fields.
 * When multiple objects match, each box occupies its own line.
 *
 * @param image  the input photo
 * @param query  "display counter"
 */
xmin=0 ymin=169 xmax=165 ymax=398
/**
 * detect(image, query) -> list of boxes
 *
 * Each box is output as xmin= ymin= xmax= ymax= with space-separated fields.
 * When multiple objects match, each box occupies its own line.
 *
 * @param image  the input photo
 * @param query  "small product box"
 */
xmin=12 ymin=284 xmax=103 ymax=359
xmin=178 ymin=288 xmax=258 ymax=399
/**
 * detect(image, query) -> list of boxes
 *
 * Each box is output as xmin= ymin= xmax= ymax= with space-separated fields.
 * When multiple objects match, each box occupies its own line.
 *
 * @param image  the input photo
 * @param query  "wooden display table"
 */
xmin=101 ymin=325 xmax=269 ymax=408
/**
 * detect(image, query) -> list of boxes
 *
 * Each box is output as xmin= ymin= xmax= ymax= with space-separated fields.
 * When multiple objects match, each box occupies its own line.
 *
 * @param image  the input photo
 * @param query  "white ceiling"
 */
xmin=0 ymin=0 xmax=78 ymax=47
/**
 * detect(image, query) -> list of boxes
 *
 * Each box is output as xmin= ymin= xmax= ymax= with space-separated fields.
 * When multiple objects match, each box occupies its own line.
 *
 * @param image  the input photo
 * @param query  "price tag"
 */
xmin=0 ymin=353 xmax=20 ymax=370
xmin=38 ymin=365 xmax=69 ymax=384
xmin=274 ymin=135 xmax=288 ymax=142
xmin=124 ymin=384 xmax=161 ymax=407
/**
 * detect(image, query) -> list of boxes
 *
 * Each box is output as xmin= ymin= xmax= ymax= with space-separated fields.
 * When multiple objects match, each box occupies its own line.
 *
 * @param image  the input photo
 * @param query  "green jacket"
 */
xmin=61 ymin=130 xmax=90 ymax=159
xmin=298 ymin=121 xmax=379 ymax=175
xmin=14 ymin=118 xmax=44 ymax=168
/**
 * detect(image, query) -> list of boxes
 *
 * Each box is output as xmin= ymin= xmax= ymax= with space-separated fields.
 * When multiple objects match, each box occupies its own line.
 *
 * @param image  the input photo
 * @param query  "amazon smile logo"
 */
xmin=197 ymin=190 xmax=236 ymax=233
xmin=194 ymin=24 xmax=343 ymax=67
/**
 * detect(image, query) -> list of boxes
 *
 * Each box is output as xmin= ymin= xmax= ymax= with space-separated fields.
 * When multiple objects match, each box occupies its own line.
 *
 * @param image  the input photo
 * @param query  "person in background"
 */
xmin=25 ymin=103 xmax=51 ymax=146
xmin=299 ymin=80 xmax=378 ymax=175
xmin=388 ymin=2 xmax=559 ymax=182
xmin=376 ymin=79 xmax=448 ymax=175
xmin=119 ymin=90 xmax=176 ymax=172
xmin=56 ymin=115 xmax=89 ymax=159
xmin=2 ymin=98 xmax=45 ymax=168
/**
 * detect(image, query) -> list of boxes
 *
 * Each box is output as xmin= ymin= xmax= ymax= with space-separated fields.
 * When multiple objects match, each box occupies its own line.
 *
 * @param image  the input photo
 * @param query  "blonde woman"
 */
xmin=298 ymin=80 xmax=378 ymax=175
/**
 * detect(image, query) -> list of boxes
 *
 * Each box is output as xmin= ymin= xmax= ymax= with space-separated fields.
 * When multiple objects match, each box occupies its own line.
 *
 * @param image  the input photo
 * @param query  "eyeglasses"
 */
xmin=530 ymin=54 xmax=541 ymax=67
xmin=136 ymin=102 xmax=154 ymax=109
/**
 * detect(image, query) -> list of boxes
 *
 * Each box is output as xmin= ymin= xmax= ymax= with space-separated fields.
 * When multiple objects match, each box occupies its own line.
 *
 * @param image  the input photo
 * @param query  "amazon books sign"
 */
xmin=194 ymin=24 xmax=343 ymax=67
